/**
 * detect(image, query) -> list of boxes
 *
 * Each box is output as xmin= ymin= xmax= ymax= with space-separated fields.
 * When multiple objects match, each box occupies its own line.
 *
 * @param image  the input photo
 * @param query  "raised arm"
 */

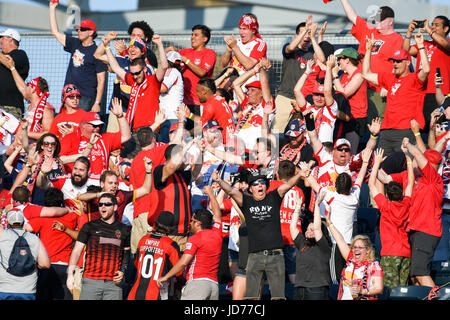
xmin=338 ymin=0 xmax=358 ymax=25
xmin=277 ymin=165 xmax=310 ymax=198
xmin=324 ymin=55 xmax=336 ymax=106
xmin=313 ymin=191 xmax=325 ymax=241
xmin=212 ymin=170 xmax=243 ymax=207
xmin=410 ymin=119 xmax=427 ymax=153
xmin=103 ymin=32 xmax=127 ymax=81
xmin=310 ymin=23 xmax=326 ymax=64
xmin=401 ymin=139 xmax=415 ymax=198
xmin=224 ymin=34 xmax=258 ymax=71
xmin=134 ymin=157 xmax=153 ymax=199
xmin=326 ymin=207 xmax=351 ymax=260
xmin=368 ymin=148 xmax=386 ymax=198
xmin=285 ymin=16 xmax=311 ymax=54
xmin=404 ymin=137 xmax=428 ymax=170
xmin=232 ymin=61 xmax=262 ymax=104
xmin=152 ymin=35 xmax=169 ymax=82
xmin=203 ymin=185 xmax=222 ymax=224
xmin=354 ymin=148 xmax=372 ymax=187
xmin=110 ymin=97 xmax=132 ymax=144
xmin=414 ymin=31 xmax=430 ymax=83
xmin=290 ymin=199 xmax=302 ymax=241
xmin=305 ymin=111 xmax=324 ymax=154
xmin=49 ymin=1 xmax=66 ymax=46
xmin=361 ymin=35 xmax=379 ymax=86
xmin=294 ymin=59 xmax=314 ymax=109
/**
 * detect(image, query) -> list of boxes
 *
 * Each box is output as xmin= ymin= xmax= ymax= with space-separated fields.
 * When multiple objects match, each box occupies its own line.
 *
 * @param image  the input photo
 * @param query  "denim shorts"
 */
xmin=245 ymin=249 xmax=285 ymax=300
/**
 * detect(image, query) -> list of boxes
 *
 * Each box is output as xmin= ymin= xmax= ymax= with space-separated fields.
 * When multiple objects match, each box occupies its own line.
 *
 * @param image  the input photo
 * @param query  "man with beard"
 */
xmin=214 ymin=167 xmax=310 ymax=300
xmin=36 ymin=156 xmax=96 ymax=214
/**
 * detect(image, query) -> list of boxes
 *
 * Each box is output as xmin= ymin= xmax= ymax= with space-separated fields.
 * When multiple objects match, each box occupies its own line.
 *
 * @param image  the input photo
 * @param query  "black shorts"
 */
xmin=409 ymin=230 xmax=441 ymax=277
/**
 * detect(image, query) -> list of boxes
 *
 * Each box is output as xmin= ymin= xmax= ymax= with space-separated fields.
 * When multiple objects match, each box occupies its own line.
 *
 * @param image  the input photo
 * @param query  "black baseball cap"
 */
xmin=379 ymin=6 xmax=395 ymax=21
xmin=155 ymin=211 xmax=175 ymax=227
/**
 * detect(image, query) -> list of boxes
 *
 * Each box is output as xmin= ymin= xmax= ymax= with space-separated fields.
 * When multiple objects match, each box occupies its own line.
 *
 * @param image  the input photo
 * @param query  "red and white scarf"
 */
xmin=28 ymin=77 xmax=49 ymax=133
xmin=125 ymin=76 xmax=148 ymax=128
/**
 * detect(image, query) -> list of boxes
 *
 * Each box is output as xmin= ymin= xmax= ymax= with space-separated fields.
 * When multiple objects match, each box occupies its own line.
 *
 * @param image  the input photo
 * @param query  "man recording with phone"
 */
xmin=402 ymin=16 xmax=450 ymax=132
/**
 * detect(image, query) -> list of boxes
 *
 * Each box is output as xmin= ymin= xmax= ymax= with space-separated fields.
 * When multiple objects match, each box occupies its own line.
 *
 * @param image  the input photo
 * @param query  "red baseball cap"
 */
xmin=388 ymin=49 xmax=411 ymax=62
xmin=82 ymin=112 xmax=104 ymax=126
xmin=245 ymin=80 xmax=262 ymax=90
xmin=75 ymin=19 xmax=97 ymax=32
xmin=312 ymin=84 xmax=325 ymax=95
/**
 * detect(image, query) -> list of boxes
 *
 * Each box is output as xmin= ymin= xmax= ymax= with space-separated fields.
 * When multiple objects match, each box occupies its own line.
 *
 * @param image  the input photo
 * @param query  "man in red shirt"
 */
xmin=157 ymin=185 xmax=222 ymax=300
xmin=338 ymin=0 xmax=404 ymax=121
xmin=187 ymin=78 xmax=234 ymax=144
xmin=24 ymin=188 xmax=78 ymax=300
xmin=103 ymin=32 xmax=168 ymax=157
xmin=166 ymin=25 xmax=216 ymax=116
xmin=60 ymin=104 xmax=131 ymax=177
xmin=403 ymin=16 xmax=450 ymax=131
xmin=362 ymin=32 xmax=430 ymax=156
xmin=49 ymin=84 xmax=87 ymax=139
xmin=403 ymin=139 xmax=443 ymax=288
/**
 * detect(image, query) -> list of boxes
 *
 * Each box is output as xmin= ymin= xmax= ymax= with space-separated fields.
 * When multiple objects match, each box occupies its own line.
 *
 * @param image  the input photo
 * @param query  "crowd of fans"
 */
xmin=0 ymin=0 xmax=448 ymax=301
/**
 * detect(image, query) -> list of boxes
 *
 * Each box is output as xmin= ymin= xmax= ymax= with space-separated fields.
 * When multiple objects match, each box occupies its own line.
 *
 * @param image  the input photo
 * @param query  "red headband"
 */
xmin=239 ymin=15 xmax=261 ymax=39
xmin=27 ymin=77 xmax=43 ymax=97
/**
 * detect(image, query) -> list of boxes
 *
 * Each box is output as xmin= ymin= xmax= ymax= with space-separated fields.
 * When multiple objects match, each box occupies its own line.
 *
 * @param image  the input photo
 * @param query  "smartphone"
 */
xmin=415 ymin=20 xmax=425 ymax=28
xmin=436 ymin=68 xmax=441 ymax=78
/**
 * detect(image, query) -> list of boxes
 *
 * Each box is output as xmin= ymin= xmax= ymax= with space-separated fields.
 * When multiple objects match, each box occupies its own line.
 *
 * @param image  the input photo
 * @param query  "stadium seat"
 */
xmin=389 ymin=286 xmax=433 ymax=300
xmin=435 ymin=287 xmax=450 ymax=300
xmin=431 ymin=260 xmax=450 ymax=286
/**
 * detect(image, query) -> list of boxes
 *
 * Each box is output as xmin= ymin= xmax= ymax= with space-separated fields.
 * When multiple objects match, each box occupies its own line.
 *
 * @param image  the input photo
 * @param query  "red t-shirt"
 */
xmin=129 ymin=143 xmax=169 ymax=219
xmin=184 ymin=222 xmax=222 ymax=283
xmin=407 ymin=162 xmax=444 ymax=237
xmin=302 ymin=64 xmax=321 ymax=97
xmin=60 ymin=130 xmax=122 ymax=176
xmin=49 ymin=108 xmax=87 ymax=139
xmin=125 ymin=73 xmax=161 ymax=131
xmin=351 ymin=16 xmax=404 ymax=92
xmin=413 ymin=39 xmax=450 ymax=94
xmin=179 ymin=47 xmax=216 ymax=105
xmin=378 ymin=72 xmax=426 ymax=130
xmin=374 ymin=193 xmax=411 ymax=257
xmin=200 ymin=94 xmax=235 ymax=144
xmin=268 ymin=180 xmax=304 ymax=246
xmin=28 ymin=212 xmax=78 ymax=263
xmin=340 ymin=68 xmax=368 ymax=119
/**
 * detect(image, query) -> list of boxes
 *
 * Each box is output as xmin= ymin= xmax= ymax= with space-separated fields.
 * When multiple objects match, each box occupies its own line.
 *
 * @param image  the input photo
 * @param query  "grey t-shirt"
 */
xmin=276 ymin=43 xmax=314 ymax=99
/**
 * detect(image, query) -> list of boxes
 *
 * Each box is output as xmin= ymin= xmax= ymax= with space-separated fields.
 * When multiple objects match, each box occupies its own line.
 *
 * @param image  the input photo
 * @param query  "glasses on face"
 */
xmin=67 ymin=95 xmax=81 ymax=100
xmin=76 ymin=27 xmax=91 ymax=32
xmin=251 ymin=179 xmax=267 ymax=187
xmin=391 ymin=59 xmax=403 ymax=64
xmin=98 ymin=202 xmax=114 ymax=207
xmin=43 ymin=141 xmax=57 ymax=147
xmin=336 ymin=146 xmax=351 ymax=153
xmin=130 ymin=69 xmax=144 ymax=76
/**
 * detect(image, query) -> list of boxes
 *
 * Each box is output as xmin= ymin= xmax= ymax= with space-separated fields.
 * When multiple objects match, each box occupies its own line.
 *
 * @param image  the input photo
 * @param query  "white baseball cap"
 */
xmin=7 ymin=209 xmax=24 ymax=225
xmin=166 ymin=51 xmax=182 ymax=63
xmin=0 ymin=28 xmax=21 ymax=42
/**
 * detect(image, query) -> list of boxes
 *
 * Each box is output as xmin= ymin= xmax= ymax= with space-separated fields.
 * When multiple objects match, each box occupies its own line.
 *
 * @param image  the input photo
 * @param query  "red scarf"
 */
xmin=126 ymin=76 xmax=148 ymax=127
xmin=28 ymin=77 xmax=49 ymax=133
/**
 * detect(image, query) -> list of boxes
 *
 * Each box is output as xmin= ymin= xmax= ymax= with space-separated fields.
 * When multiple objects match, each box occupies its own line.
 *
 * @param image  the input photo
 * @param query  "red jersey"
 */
xmin=49 ymin=108 xmax=87 ymax=139
xmin=374 ymin=194 xmax=411 ymax=258
xmin=407 ymin=162 xmax=443 ymax=237
xmin=184 ymin=222 xmax=222 ymax=283
xmin=60 ymin=130 xmax=122 ymax=175
xmin=413 ymin=39 xmax=450 ymax=94
xmin=351 ymin=16 xmax=404 ymax=92
xmin=127 ymin=233 xmax=181 ymax=300
xmin=28 ymin=211 xmax=78 ymax=263
xmin=230 ymin=37 xmax=267 ymax=74
xmin=268 ymin=180 xmax=304 ymax=246
xmin=125 ymin=73 xmax=161 ymax=132
xmin=340 ymin=68 xmax=368 ymax=119
xmin=179 ymin=47 xmax=216 ymax=105
xmin=200 ymin=94 xmax=235 ymax=144
xmin=378 ymin=72 xmax=426 ymax=130
xmin=129 ymin=143 xmax=169 ymax=219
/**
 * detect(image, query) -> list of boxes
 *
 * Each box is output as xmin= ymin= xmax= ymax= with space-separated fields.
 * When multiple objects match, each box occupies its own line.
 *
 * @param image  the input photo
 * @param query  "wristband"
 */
xmin=418 ymin=47 xmax=426 ymax=51
xmin=407 ymin=161 xmax=412 ymax=165
xmin=10 ymin=67 xmax=15 ymax=71
xmin=95 ymin=101 xmax=100 ymax=105
xmin=414 ymin=132 xmax=420 ymax=136
xmin=370 ymin=134 xmax=378 ymax=140
xmin=105 ymin=46 xmax=111 ymax=51
xmin=185 ymin=59 xmax=191 ymax=66
xmin=145 ymin=171 xmax=152 ymax=174
xmin=88 ymin=142 xmax=94 ymax=148
xmin=116 ymin=113 xmax=124 ymax=119
xmin=363 ymin=161 xmax=368 ymax=164
xmin=328 ymin=223 xmax=334 ymax=228
xmin=188 ymin=113 xmax=195 ymax=120
xmin=430 ymin=31 xmax=435 ymax=37
xmin=405 ymin=35 xmax=413 ymax=39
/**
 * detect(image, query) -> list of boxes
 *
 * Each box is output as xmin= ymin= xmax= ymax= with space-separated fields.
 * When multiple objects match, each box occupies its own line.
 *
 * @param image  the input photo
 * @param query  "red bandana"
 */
xmin=239 ymin=14 xmax=262 ymax=39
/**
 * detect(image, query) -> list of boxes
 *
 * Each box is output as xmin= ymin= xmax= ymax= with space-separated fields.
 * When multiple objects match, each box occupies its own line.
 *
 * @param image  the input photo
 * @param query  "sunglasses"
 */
xmin=336 ymin=146 xmax=351 ymax=153
xmin=391 ymin=59 xmax=404 ymax=64
xmin=43 ymin=141 xmax=57 ymax=146
xmin=251 ymin=179 xmax=267 ymax=186
xmin=76 ymin=27 xmax=91 ymax=32
xmin=67 ymin=95 xmax=81 ymax=100
xmin=130 ymin=69 xmax=144 ymax=76
xmin=98 ymin=202 xmax=114 ymax=207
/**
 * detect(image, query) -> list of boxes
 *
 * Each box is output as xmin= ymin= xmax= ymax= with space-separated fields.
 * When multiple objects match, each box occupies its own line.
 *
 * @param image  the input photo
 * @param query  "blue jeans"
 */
xmin=78 ymin=95 xmax=95 ymax=112
xmin=0 ymin=292 xmax=35 ymax=300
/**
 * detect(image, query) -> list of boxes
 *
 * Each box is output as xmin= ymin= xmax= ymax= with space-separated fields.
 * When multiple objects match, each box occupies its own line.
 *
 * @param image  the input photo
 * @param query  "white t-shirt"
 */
xmin=319 ymin=186 xmax=360 ymax=244
xmin=159 ymin=68 xmax=184 ymax=120
xmin=306 ymin=100 xmax=338 ymax=144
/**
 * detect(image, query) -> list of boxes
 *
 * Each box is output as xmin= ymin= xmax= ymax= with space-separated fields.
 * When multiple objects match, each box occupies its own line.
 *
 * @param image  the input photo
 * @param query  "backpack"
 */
xmin=0 ymin=229 xmax=36 ymax=277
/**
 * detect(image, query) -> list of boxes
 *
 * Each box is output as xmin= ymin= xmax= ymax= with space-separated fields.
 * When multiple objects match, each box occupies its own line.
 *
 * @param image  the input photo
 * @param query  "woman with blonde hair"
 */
xmin=326 ymin=208 xmax=384 ymax=300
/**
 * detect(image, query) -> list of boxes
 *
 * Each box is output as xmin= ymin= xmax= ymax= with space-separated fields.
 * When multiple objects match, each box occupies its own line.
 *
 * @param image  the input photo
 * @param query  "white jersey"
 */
xmin=51 ymin=175 xmax=99 ymax=213
xmin=159 ymin=68 xmax=184 ymax=120
xmin=306 ymin=100 xmax=338 ymax=144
